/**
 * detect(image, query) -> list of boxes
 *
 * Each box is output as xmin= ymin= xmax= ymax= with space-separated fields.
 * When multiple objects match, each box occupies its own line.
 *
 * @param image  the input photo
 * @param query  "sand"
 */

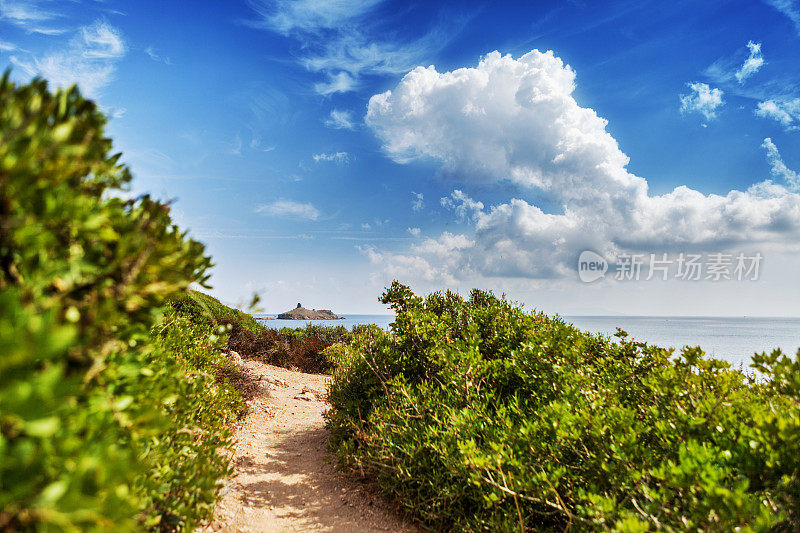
xmin=203 ymin=359 xmax=415 ymax=533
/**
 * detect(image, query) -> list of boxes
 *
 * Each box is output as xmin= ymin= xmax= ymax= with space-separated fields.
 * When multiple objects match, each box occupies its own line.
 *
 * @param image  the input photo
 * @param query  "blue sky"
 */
xmin=2 ymin=0 xmax=800 ymax=316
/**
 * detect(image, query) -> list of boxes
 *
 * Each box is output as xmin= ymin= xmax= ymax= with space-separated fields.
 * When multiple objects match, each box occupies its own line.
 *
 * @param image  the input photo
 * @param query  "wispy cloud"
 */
xmin=702 ymin=39 xmax=797 ymax=126
xmin=764 ymin=0 xmax=800 ymax=35
xmin=255 ymin=199 xmax=321 ymax=220
xmin=80 ymin=21 xmax=125 ymax=58
xmin=313 ymin=151 xmax=349 ymax=164
xmin=249 ymin=132 xmax=276 ymax=151
xmin=246 ymin=0 xmax=383 ymax=35
xmin=0 ymin=0 xmax=47 ymax=21
xmin=680 ymin=81 xmax=724 ymax=121
xmin=28 ymin=26 xmax=67 ymax=35
xmin=107 ymin=106 xmax=126 ymax=119
xmin=0 ymin=39 xmax=15 ymax=51
xmin=301 ymin=29 xmax=446 ymax=78
xmin=411 ymin=191 xmax=424 ymax=212
xmin=763 ymin=137 xmax=800 ymax=190
xmin=229 ymin=83 xmax=290 ymax=154
xmin=735 ymin=41 xmax=765 ymax=83
xmin=10 ymin=20 xmax=126 ymax=98
xmin=315 ymin=71 xmax=355 ymax=94
xmin=324 ymin=109 xmax=355 ymax=130
xmin=705 ymin=42 xmax=771 ymax=89
xmin=246 ymin=0 xmax=457 ymax=95
xmin=0 ymin=0 xmax=59 ymax=32
xmin=145 ymin=46 xmax=171 ymax=64
xmin=756 ymin=98 xmax=800 ymax=130
xmin=227 ymin=134 xmax=243 ymax=156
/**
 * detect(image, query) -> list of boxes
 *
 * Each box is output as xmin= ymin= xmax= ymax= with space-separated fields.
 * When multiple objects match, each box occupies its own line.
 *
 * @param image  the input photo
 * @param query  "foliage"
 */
xmin=325 ymin=281 xmax=800 ymax=531
xmin=140 ymin=306 xmax=244 ymax=531
xmin=168 ymin=290 xmax=262 ymax=334
xmin=167 ymin=291 xmax=354 ymax=374
xmin=0 ymin=74 xmax=241 ymax=531
xmin=226 ymin=321 xmax=352 ymax=374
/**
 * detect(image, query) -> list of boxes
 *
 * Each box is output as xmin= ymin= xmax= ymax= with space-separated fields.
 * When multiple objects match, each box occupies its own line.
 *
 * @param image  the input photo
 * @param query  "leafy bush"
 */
xmin=325 ymin=282 xmax=800 ymax=531
xmin=225 ymin=321 xmax=352 ymax=374
xmin=168 ymin=290 xmax=262 ymax=334
xmin=166 ymin=291 xmax=354 ymax=374
xmin=0 ymin=74 xmax=242 ymax=530
xmin=141 ymin=305 xmax=244 ymax=530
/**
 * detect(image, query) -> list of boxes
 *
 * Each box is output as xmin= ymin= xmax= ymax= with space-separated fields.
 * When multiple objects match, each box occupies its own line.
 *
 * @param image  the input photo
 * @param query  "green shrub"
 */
xmin=225 ymin=321 xmax=353 ymax=374
xmin=325 ymin=282 xmax=799 ymax=531
xmin=140 ymin=306 xmax=244 ymax=530
xmin=168 ymin=290 xmax=262 ymax=334
xmin=0 ymin=74 xmax=241 ymax=530
xmin=166 ymin=292 xmax=355 ymax=374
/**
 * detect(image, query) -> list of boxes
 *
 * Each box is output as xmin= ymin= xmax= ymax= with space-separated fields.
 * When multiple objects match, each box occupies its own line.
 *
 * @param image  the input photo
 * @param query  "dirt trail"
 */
xmin=205 ymin=359 xmax=414 ymax=533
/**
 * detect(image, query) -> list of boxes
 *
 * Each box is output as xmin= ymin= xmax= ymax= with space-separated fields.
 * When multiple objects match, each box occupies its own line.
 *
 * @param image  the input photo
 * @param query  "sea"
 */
xmin=254 ymin=314 xmax=395 ymax=331
xmin=254 ymin=314 xmax=800 ymax=368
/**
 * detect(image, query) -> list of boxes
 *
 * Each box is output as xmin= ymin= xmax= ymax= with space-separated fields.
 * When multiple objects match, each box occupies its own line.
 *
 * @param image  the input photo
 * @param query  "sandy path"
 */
xmin=205 ymin=359 xmax=415 ymax=533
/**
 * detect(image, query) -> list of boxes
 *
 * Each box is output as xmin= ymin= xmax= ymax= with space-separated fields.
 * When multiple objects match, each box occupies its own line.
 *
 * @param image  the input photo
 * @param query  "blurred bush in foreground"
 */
xmin=0 ymin=74 xmax=242 ymax=530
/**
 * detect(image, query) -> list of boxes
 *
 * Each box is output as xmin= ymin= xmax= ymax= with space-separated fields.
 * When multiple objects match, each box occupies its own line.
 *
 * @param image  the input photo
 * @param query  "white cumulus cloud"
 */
xmin=359 ymin=245 xmax=451 ymax=283
xmin=680 ymin=82 xmax=725 ymax=121
xmin=735 ymin=41 xmax=765 ymax=83
xmin=441 ymin=190 xmax=484 ymax=221
xmin=364 ymin=50 xmax=800 ymax=282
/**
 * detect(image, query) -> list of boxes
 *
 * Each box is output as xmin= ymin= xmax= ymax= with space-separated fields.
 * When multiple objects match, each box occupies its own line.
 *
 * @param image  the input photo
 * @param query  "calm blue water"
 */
xmin=254 ymin=314 xmax=800 ymax=367
xmin=566 ymin=316 xmax=800 ymax=367
xmin=254 ymin=314 xmax=396 ymax=331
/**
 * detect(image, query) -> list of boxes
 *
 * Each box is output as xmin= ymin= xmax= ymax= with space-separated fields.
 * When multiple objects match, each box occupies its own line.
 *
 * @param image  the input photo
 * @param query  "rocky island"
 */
xmin=277 ymin=303 xmax=343 ymax=320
